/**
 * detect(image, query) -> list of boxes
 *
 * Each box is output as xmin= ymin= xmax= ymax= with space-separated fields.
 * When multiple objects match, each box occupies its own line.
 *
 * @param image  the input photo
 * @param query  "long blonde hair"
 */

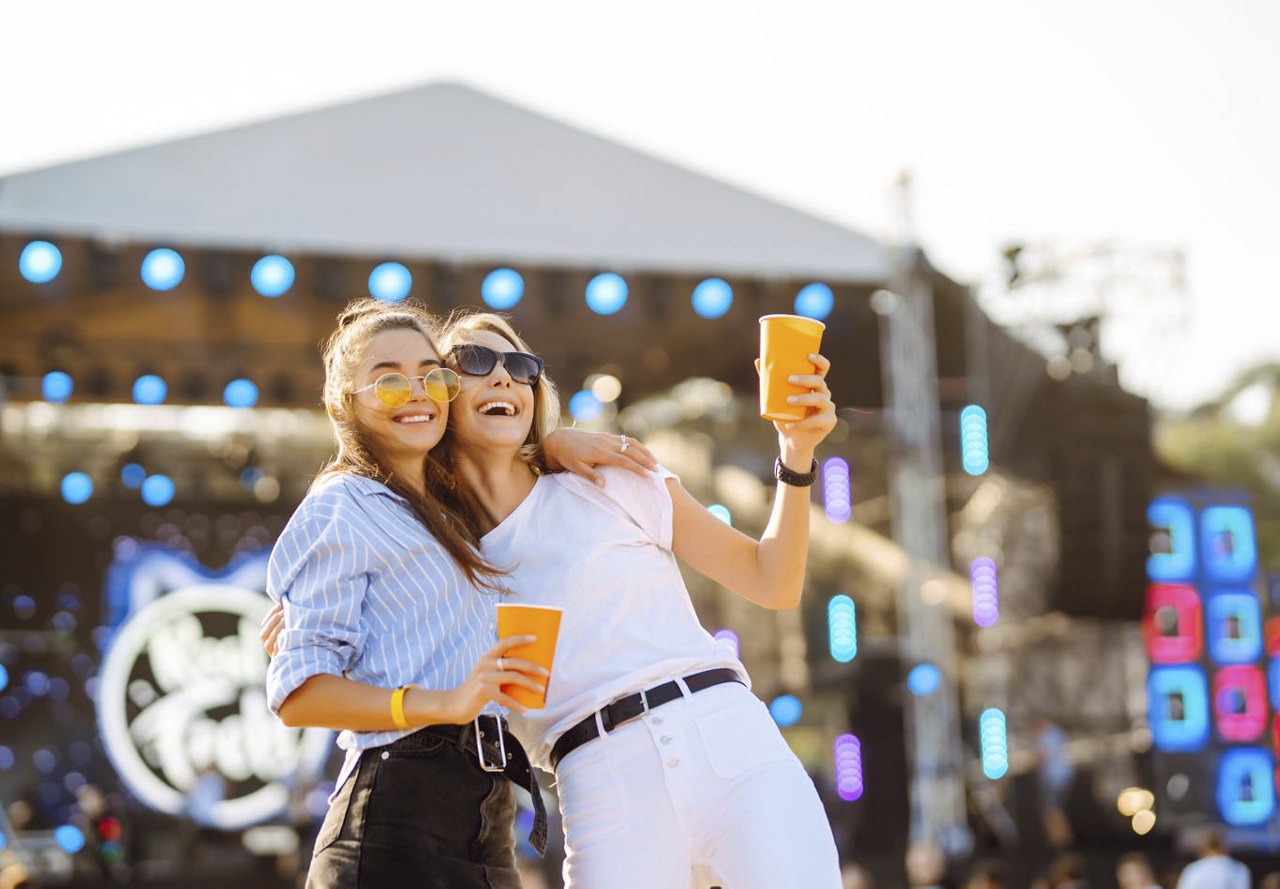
xmin=439 ymin=311 xmax=561 ymax=465
xmin=314 ymin=298 xmax=504 ymax=591
xmin=432 ymin=312 xmax=561 ymax=529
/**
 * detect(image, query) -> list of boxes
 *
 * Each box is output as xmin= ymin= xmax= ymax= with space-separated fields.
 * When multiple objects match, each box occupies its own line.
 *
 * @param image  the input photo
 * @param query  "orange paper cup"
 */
xmin=496 ymin=603 xmax=562 ymax=709
xmin=758 ymin=314 xmax=825 ymax=421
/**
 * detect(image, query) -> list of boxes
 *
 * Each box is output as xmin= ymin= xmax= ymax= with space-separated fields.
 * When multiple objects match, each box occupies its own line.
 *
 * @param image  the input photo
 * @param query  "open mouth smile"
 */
xmin=476 ymin=399 xmax=519 ymax=417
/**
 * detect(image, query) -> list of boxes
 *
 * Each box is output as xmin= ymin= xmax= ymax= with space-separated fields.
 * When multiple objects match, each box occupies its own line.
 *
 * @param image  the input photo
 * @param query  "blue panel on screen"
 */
xmin=1201 ymin=506 xmax=1258 ymax=584
xmin=1205 ymin=591 xmax=1263 ymax=664
xmin=1148 ymin=666 xmax=1209 ymax=752
xmin=1270 ymin=660 xmax=1280 ymax=706
xmin=1147 ymin=497 xmax=1196 ymax=582
xmin=1216 ymin=748 xmax=1275 ymax=826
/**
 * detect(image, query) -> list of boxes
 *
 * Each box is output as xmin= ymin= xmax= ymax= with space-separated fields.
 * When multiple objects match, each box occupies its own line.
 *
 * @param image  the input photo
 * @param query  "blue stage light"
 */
xmin=980 ymin=708 xmax=1009 ymax=779
xmin=0 ymin=665 xmax=7 ymax=694
xmin=708 ymin=504 xmax=732 ymax=525
xmin=369 ymin=262 xmax=412 ymax=302
xmin=132 ymin=374 xmax=167 ymax=405
xmin=828 ymin=594 xmax=857 ymax=662
xmin=25 ymin=672 xmax=50 ymax=697
xmin=251 ymin=255 xmax=295 ymax=298
xmin=586 ymin=273 xmax=628 ymax=315
xmin=568 ymin=390 xmax=603 ymax=422
xmin=223 ymin=378 xmax=259 ymax=409
xmin=141 ymin=248 xmax=185 ymax=291
xmin=54 ymin=824 xmax=85 ymax=854
xmin=61 ymin=473 xmax=93 ymax=504
xmin=482 ymin=268 xmax=525 ymax=309
xmin=0 ymin=747 xmax=12 ymax=770
xmin=121 ymin=463 xmax=146 ymax=489
xmin=141 ymin=474 xmax=175 ymax=507
xmin=960 ymin=405 xmax=989 ymax=475
xmin=42 ymin=371 xmax=73 ymax=404
xmin=907 ymin=663 xmax=942 ymax=696
xmin=240 ymin=467 xmax=263 ymax=490
xmin=769 ymin=694 xmax=803 ymax=727
xmin=692 ymin=278 xmax=733 ymax=319
xmin=19 ymin=241 xmax=62 ymax=283
xmin=794 ymin=283 xmax=834 ymax=320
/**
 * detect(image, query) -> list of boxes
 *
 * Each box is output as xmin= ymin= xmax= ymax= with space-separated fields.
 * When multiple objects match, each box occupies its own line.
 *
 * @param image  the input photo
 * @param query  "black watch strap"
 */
xmin=774 ymin=457 xmax=819 ymax=487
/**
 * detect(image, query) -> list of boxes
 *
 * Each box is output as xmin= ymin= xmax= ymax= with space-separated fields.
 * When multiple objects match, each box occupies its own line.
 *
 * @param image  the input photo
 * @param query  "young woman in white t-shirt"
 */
xmin=433 ymin=311 xmax=842 ymax=889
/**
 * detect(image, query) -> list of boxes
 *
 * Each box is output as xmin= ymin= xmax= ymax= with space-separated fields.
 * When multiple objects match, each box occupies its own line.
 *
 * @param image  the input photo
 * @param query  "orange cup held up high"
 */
xmin=496 ymin=603 xmax=563 ymax=710
xmin=758 ymin=314 xmax=825 ymax=422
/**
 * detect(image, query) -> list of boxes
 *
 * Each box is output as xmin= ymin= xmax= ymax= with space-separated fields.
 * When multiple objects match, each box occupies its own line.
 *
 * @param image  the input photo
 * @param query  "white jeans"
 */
xmin=553 ymin=680 xmax=841 ymax=889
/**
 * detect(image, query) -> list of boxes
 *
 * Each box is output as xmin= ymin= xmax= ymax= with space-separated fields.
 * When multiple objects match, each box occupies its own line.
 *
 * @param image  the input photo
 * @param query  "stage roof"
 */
xmin=0 ymin=82 xmax=887 ymax=283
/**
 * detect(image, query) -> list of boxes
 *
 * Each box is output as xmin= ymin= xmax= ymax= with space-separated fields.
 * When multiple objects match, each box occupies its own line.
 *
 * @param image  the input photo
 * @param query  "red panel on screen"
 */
xmin=1214 ymin=665 xmax=1267 ymax=742
xmin=1144 ymin=584 xmax=1203 ymax=663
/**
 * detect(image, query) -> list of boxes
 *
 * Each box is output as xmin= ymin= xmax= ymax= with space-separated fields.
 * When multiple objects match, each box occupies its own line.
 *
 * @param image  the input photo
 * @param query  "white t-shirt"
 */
xmin=481 ymin=465 xmax=746 ymax=770
xmin=1176 ymin=854 xmax=1251 ymax=889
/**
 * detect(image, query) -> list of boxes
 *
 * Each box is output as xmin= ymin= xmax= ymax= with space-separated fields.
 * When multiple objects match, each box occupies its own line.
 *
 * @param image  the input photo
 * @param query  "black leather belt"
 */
xmin=388 ymin=717 xmax=548 ymax=856
xmin=549 ymin=668 xmax=744 ymax=770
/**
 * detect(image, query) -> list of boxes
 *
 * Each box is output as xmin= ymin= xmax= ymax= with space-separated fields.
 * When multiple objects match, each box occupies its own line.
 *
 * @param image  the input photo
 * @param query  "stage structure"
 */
xmin=0 ymin=82 xmax=1157 ymax=874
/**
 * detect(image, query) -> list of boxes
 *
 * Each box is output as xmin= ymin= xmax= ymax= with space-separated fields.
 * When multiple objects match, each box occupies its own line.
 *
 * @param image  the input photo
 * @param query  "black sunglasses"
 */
xmin=448 ymin=344 xmax=544 ymax=386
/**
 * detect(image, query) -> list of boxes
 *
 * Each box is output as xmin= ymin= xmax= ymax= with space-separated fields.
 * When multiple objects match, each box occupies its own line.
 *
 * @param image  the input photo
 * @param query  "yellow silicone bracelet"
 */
xmin=390 ymin=685 xmax=415 ymax=731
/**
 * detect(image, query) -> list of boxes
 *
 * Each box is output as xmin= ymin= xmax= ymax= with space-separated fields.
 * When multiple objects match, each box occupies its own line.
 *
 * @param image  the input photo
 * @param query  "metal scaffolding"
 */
xmin=880 ymin=245 xmax=972 ymax=857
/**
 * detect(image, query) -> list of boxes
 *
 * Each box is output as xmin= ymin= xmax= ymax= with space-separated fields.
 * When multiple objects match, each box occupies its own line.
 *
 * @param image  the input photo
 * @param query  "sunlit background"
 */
xmin=2 ymin=3 xmax=1279 ymax=888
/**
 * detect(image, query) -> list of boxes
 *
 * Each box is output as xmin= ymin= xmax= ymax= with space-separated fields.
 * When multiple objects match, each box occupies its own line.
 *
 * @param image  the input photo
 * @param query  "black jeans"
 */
xmin=306 ymin=727 xmax=521 ymax=889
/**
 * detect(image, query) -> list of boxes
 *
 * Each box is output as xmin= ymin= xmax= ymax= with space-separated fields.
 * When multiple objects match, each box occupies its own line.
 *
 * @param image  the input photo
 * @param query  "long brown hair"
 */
xmin=314 ymin=298 xmax=504 ymax=592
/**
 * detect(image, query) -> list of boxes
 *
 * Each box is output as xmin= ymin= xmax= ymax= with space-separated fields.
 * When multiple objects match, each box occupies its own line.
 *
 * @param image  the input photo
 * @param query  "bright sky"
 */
xmin=2 ymin=0 xmax=1276 ymax=410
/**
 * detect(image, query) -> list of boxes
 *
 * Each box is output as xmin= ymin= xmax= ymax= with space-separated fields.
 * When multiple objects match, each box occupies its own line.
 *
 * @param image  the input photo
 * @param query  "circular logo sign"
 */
xmin=97 ymin=585 xmax=331 ymax=829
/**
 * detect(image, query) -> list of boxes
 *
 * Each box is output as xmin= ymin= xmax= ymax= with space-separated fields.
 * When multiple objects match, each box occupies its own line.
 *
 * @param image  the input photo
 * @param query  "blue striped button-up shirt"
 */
xmin=266 ymin=472 xmax=496 ymax=791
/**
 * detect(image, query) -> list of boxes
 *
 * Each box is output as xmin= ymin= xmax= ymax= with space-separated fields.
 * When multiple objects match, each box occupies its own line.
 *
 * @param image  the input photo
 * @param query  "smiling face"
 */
xmin=448 ymin=329 xmax=538 ymax=455
xmin=351 ymin=328 xmax=451 ymax=466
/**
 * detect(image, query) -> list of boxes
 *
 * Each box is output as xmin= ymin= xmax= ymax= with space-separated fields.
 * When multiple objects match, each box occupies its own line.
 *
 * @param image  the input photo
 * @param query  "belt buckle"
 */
xmin=474 ymin=714 xmax=507 ymax=773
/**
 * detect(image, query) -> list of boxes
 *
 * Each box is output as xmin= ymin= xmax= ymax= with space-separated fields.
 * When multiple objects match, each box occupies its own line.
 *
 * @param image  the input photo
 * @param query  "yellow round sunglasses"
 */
xmin=352 ymin=367 xmax=461 ymax=407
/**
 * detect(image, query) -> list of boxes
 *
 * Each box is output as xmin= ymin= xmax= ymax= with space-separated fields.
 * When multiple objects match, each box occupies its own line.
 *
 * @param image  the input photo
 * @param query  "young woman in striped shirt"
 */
xmin=264 ymin=300 xmax=653 ymax=889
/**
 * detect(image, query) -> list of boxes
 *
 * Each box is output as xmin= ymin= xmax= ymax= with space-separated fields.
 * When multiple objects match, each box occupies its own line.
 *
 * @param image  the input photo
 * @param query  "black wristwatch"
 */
xmin=774 ymin=457 xmax=819 ymax=487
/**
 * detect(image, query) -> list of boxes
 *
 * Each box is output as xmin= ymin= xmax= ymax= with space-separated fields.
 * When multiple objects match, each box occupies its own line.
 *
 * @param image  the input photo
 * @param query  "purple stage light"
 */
xmin=822 ymin=457 xmax=852 ymax=524
xmin=713 ymin=628 xmax=740 ymax=658
xmin=971 ymin=557 xmax=999 ymax=627
xmin=834 ymin=733 xmax=864 ymax=801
